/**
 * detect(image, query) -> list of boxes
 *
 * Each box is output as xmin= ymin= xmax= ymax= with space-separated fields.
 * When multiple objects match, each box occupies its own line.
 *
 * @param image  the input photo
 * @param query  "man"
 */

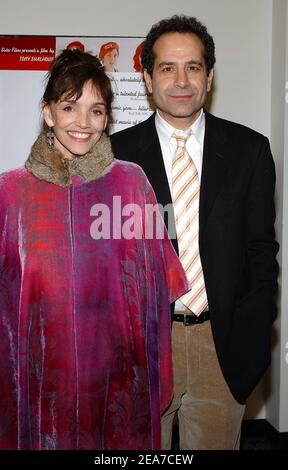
xmin=111 ymin=15 xmax=279 ymax=450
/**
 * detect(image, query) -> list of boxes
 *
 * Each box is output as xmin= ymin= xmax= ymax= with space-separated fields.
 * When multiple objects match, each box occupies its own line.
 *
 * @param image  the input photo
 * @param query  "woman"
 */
xmin=133 ymin=41 xmax=144 ymax=73
xmin=66 ymin=40 xmax=85 ymax=52
xmin=99 ymin=41 xmax=119 ymax=72
xmin=0 ymin=50 xmax=188 ymax=450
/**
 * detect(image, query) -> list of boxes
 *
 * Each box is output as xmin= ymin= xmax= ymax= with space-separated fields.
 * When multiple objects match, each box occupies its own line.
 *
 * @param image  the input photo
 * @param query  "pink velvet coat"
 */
xmin=0 ymin=160 xmax=188 ymax=450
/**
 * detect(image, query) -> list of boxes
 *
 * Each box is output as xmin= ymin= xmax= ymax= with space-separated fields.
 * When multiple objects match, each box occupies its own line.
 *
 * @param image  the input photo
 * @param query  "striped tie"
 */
xmin=171 ymin=130 xmax=208 ymax=316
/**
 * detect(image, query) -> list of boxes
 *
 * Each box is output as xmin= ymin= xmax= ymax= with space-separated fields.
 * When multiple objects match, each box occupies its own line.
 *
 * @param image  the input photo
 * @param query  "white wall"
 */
xmin=268 ymin=0 xmax=288 ymax=433
xmin=0 ymin=0 xmax=274 ymax=132
xmin=280 ymin=2 xmax=288 ymax=431
xmin=1 ymin=0 xmax=287 ymax=429
xmin=265 ymin=0 xmax=287 ymax=432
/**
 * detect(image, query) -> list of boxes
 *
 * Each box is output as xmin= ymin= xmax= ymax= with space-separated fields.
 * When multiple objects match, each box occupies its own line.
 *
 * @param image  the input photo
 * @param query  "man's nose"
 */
xmin=175 ymin=68 xmax=189 ymax=87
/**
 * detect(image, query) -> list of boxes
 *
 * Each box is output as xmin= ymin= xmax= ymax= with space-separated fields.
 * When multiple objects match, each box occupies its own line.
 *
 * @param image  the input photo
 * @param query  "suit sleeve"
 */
xmin=226 ymin=137 xmax=279 ymax=400
xmin=241 ymin=137 xmax=279 ymax=316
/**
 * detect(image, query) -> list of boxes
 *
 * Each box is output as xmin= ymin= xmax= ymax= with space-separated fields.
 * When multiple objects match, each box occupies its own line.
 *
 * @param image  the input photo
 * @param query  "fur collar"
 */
xmin=25 ymin=132 xmax=115 ymax=187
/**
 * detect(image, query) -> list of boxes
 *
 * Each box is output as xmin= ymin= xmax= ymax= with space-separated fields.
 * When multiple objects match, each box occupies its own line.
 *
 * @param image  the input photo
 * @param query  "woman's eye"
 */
xmin=63 ymin=105 xmax=73 ymax=112
xmin=92 ymin=109 xmax=103 ymax=115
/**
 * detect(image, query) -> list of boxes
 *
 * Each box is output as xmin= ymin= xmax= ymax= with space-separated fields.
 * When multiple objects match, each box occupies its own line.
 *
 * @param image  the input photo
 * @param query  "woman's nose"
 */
xmin=77 ymin=111 xmax=90 ymax=128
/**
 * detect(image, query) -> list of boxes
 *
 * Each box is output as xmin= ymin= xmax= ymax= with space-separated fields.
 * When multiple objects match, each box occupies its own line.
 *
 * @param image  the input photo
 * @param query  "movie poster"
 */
xmin=0 ymin=35 xmax=153 ymax=172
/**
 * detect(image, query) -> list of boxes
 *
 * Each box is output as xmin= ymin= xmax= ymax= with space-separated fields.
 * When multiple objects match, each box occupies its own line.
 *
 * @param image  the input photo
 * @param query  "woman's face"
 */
xmin=43 ymin=80 xmax=107 ymax=160
xmin=103 ymin=49 xmax=118 ymax=71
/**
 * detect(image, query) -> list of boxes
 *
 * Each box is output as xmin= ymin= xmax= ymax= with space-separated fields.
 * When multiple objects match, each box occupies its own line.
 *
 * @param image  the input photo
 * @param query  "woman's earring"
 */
xmin=47 ymin=128 xmax=54 ymax=146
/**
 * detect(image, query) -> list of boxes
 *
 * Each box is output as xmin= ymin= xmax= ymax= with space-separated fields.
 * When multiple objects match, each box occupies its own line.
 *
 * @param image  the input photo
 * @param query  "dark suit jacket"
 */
xmin=110 ymin=111 xmax=279 ymax=404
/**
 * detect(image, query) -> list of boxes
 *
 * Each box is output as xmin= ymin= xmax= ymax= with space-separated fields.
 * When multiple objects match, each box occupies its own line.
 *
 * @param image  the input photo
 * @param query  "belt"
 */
xmin=172 ymin=310 xmax=210 ymax=326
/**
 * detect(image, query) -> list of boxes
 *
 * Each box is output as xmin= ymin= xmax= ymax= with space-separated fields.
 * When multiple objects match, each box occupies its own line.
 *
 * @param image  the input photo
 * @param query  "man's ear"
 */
xmin=207 ymin=68 xmax=214 ymax=93
xmin=42 ymin=102 xmax=54 ymax=128
xmin=144 ymin=69 xmax=153 ymax=94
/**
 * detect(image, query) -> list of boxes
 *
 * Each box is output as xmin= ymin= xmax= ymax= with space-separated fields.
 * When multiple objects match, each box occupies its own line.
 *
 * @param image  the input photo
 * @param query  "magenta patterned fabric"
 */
xmin=0 ymin=160 xmax=188 ymax=450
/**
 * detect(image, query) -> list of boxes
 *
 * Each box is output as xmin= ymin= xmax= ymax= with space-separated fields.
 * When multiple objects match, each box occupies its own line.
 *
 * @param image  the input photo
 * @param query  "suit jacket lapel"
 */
xmin=136 ymin=114 xmax=173 ymax=209
xmin=199 ymin=111 xmax=229 ymax=233
xmin=135 ymin=114 xmax=178 ymax=251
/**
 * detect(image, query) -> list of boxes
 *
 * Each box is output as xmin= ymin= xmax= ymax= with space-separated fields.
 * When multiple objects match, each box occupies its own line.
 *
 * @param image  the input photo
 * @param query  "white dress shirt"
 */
xmin=155 ymin=109 xmax=206 ymax=312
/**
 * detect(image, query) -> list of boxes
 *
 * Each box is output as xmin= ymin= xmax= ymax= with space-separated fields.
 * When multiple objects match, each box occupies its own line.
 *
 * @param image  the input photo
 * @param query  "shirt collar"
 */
xmin=155 ymin=108 xmax=205 ymax=148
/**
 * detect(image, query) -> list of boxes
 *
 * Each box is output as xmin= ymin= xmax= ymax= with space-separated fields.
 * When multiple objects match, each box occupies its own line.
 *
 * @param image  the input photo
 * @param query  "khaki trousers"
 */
xmin=161 ymin=320 xmax=245 ymax=450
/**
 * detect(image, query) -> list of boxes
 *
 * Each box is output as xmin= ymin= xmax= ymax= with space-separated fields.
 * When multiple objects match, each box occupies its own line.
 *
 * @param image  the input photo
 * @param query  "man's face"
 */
xmin=144 ymin=32 xmax=213 ymax=130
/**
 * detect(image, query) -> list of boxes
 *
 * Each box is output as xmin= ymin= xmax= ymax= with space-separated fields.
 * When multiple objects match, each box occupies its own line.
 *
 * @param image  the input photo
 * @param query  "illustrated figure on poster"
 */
xmin=133 ymin=41 xmax=144 ymax=73
xmin=66 ymin=40 xmax=85 ymax=52
xmin=99 ymin=41 xmax=119 ymax=72
xmin=0 ymin=49 xmax=189 ymax=450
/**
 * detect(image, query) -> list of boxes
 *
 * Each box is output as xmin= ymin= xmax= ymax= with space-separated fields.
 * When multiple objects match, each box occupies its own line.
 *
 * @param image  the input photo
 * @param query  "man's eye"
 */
xmin=162 ymin=66 xmax=174 ymax=72
xmin=187 ymin=65 xmax=200 ymax=72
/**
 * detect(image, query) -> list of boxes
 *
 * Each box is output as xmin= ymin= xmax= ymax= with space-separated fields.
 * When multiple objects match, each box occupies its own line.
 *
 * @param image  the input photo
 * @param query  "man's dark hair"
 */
xmin=141 ymin=15 xmax=216 ymax=76
xmin=43 ymin=49 xmax=113 ymax=123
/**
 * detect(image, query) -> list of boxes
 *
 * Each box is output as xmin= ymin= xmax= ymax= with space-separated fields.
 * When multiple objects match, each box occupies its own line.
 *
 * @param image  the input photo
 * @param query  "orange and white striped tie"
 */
xmin=172 ymin=130 xmax=208 ymax=316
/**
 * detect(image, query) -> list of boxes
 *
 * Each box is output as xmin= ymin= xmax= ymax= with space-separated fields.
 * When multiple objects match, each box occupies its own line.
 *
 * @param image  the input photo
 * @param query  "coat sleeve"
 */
xmin=134 ymin=168 xmax=189 ymax=420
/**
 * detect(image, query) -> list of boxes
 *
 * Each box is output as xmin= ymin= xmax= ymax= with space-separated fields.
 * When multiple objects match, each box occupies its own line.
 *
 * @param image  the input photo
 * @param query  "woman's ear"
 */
xmin=42 ymin=102 xmax=54 ymax=128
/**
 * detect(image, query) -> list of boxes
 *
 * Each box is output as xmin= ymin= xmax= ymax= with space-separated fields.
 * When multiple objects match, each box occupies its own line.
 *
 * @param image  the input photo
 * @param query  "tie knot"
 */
xmin=172 ymin=130 xmax=192 ymax=148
